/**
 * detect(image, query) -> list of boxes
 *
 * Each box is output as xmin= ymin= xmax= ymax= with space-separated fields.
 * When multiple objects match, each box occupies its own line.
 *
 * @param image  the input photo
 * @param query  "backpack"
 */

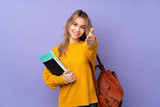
xmin=91 ymin=54 xmax=124 ymax=107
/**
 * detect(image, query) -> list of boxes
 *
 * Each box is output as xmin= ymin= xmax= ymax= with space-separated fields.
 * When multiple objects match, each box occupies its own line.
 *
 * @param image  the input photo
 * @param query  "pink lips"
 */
xmin=73 ymin=31 xmax=79 ymax=37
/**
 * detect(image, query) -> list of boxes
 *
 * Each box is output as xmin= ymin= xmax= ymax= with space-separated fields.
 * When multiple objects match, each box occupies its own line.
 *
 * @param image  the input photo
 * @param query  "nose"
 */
xmin=75 ymin=26 xmax=80 ymax=32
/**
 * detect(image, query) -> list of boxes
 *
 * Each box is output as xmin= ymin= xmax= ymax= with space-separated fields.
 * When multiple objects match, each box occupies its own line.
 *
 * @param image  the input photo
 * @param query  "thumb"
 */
xmin=63 ymin=69 xmax=70 ymax=74
xmin=89 ymin=28 xmax=94 ymax=35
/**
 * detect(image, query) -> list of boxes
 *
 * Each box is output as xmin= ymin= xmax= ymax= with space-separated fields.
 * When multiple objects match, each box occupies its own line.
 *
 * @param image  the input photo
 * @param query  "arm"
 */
xmin=42 ymin=46 xmax=76 ymax=89
xmin=85 ymin=28 xmax=98 ymax=64
xmin=42 ymin=46 xmax=69 ymax=89
xmin=85 ymin=35 xmax=98 ymax=63
xmin=42 ymin=67 xmax=69 ymax=90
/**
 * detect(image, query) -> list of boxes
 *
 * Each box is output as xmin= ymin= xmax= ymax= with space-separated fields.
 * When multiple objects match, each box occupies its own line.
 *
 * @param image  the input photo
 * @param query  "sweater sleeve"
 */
xmin=42 ymin=46 xmax=69 ymax=90
xmin=42 ymin=67 xmax=69 ymax=90
xmin=85 ymin=36 xmax=98 ymax=65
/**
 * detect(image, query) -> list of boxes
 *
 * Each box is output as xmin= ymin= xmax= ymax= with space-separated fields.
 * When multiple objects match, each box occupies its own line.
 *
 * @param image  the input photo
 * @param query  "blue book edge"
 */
xmin=39 ymin=50 xmax=67 ymax=71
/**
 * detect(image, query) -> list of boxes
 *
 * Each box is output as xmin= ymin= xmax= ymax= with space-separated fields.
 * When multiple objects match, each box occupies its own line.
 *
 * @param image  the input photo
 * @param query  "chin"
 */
xmin=72 ymin=35 xmax=80 ymax=40
xmin=73 ymin=37 xmax=80 ymax=39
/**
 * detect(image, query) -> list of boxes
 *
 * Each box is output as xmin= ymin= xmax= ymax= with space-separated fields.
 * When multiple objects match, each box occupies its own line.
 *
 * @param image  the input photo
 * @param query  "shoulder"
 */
xmin=52 ymin=44 xmax=60 ymax=56
xmin=52 ymin=44 xmax=59 ymax=51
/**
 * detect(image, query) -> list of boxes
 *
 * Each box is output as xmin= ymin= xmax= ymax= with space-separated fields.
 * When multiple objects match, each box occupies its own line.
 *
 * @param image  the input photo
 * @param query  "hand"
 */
xmin=85 ymin=28 xmax=96 ymax=46
xmin=62 ymin=69 xmax=76 ymax=83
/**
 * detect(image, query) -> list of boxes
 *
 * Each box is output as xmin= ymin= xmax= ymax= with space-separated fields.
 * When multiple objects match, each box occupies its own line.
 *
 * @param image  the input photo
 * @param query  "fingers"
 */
xmin=70 ymin=72 xmax=76 ymax=80
xmin=70 ymin=72 xmax=75 ymax=77
xmin=70 ymin=76 xmax=76 ymax=83
xmin=86 ymin=35 xmax=95 ymax=46
xmin=63 ymin=71 xmax=76 ymax=83
xmin=63 ymin=69 xmax=70 ymax=74
xmin=70 ymin=72 xmax=76 ymax=83
xmin=71 ymin=75 xmax=76 ymax=80
xmin=71 ymin=78 xmax=76 ymax=83
xmin=87 ymin=35 xmax=93 ymax=40
xmin=62 ymin=68 xmax=77 ymax=83
xmin=85 ymin=28 xmax=95 ymax=46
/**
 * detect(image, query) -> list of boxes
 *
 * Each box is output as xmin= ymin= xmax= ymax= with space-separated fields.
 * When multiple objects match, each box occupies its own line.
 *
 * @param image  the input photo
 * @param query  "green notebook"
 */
xmin=39 ymin=51 xmax=68 ymax=76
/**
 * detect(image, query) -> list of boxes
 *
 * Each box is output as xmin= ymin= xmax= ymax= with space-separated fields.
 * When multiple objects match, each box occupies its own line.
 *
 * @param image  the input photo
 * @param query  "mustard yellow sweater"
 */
xmin=42 ymin=37 xmax=98 ymax=107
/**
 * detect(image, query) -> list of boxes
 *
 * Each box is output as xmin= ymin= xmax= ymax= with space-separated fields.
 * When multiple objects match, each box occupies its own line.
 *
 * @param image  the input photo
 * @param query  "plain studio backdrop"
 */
xmin=0 ymin=0 xmax=160 ymax=107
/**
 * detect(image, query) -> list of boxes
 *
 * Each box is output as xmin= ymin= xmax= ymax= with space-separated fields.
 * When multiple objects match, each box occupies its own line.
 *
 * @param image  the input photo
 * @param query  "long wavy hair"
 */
xmin=58 ymin=9 xmax=93 ymax=58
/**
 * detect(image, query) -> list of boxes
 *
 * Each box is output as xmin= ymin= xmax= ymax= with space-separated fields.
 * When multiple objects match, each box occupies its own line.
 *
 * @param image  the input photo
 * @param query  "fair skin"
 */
xmin=63 ymin=16 xmax=96 ymax=83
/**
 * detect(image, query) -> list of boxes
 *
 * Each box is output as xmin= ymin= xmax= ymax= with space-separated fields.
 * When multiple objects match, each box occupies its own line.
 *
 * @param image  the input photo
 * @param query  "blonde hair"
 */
xmin=58 ymin=9 xmax=93 ymax=58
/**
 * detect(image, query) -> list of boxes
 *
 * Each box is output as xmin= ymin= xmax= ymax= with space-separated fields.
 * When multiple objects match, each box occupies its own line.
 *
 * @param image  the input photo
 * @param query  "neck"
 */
xmin=69 ymin=38 xmax=80 ymax=43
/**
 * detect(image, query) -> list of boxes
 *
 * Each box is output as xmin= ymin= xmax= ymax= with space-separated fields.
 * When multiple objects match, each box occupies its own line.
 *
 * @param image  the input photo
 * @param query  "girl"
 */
xmin=42 ymin=9 xmax=98 ymax=107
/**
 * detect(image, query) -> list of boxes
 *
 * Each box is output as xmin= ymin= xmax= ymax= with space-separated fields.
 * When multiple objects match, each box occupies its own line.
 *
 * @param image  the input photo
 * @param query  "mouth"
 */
xmin=73 ymin=31 xmax=80 ymax=36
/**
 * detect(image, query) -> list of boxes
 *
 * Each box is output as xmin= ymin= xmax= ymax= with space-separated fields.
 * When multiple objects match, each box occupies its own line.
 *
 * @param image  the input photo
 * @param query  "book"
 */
xmin=39 ymin=50 xmax=67 ymax=76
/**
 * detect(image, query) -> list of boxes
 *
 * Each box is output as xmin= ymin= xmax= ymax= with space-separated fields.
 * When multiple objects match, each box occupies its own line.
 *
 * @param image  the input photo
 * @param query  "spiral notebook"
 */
xmin=39 ymin=51 xmax=67 ymax=76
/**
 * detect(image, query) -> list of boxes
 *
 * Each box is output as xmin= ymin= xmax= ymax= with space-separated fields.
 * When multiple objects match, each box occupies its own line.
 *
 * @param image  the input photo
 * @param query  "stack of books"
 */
xmin=39 ymin=51 xmax=67 ymax=76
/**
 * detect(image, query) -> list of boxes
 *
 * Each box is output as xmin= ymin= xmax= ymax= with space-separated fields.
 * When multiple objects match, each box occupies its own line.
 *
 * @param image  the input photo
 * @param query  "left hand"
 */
xmin=85 ymin=28 xmax=96 ymax=46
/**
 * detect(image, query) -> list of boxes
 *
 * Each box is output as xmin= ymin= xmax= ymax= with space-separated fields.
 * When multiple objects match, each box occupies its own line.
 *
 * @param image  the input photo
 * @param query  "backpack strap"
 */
xmin=95 ymin=54 xmax=105 ymax=71
xmin=90 ymin=61 xmax=99 ymax=96
xmin=91 ymin=54 xmax=105 ymax=96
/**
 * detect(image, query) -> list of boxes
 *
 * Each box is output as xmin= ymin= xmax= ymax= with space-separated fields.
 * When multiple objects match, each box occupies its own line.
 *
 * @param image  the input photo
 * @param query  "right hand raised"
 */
xmin=62 ymin=69 xmax=76 ymax=83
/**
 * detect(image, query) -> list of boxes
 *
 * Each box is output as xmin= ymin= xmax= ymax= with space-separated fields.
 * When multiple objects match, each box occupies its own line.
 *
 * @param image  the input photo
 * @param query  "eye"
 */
xmin=81 ymin=26 xmax=85 ymax=29
xmin=73 ymin=23 xmax=77 ymax=26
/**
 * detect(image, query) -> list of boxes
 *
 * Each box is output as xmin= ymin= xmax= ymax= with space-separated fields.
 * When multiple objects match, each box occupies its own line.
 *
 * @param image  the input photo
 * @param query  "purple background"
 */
xmin=0 ymin=0 xmax=160 ymax=107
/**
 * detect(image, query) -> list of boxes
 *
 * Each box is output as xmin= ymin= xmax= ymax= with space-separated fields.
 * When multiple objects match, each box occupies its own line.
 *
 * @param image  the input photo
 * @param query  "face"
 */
xmin=69 ymin=17 xmax=86 ymax=43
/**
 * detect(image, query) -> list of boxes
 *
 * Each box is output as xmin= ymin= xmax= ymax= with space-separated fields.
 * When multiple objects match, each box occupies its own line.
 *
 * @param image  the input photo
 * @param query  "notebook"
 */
xmin=39 ymin=50 xmax=67 ymax=76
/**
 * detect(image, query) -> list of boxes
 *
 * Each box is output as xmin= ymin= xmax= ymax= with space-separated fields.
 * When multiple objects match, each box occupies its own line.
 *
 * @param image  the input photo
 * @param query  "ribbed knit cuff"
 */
xmin=59 ymin=75 xmax=69 ymax=85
